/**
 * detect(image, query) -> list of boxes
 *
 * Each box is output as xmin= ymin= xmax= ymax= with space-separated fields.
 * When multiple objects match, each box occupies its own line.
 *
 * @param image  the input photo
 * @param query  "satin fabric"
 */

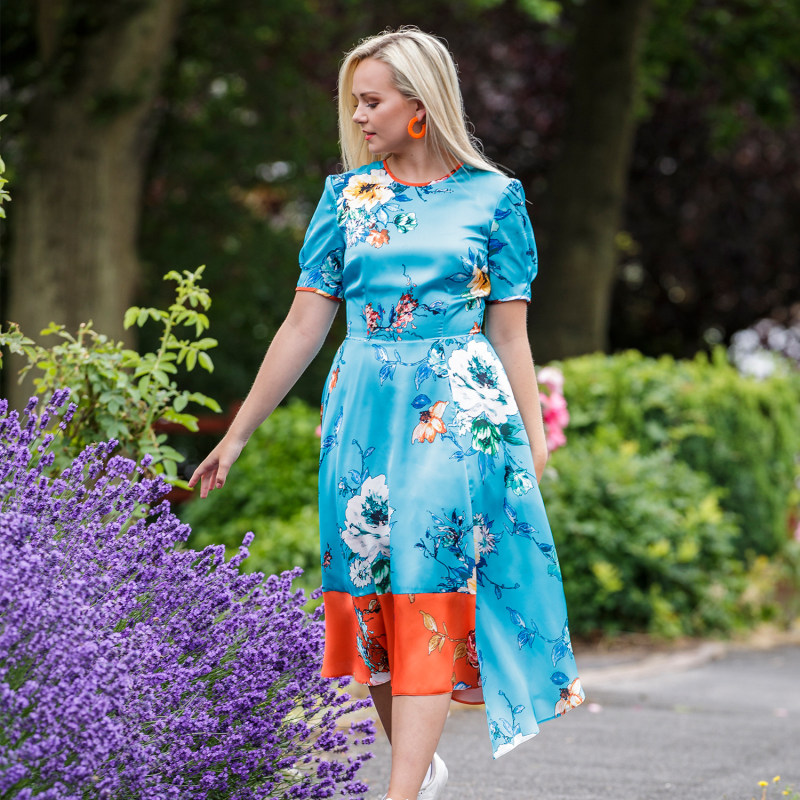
xmin=297 ymin=159 xmax=584 ymax=758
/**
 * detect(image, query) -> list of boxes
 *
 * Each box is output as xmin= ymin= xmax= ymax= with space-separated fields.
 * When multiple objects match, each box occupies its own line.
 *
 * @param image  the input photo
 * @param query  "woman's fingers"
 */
xmin=189 ymin=440 xmax=244 ymax=498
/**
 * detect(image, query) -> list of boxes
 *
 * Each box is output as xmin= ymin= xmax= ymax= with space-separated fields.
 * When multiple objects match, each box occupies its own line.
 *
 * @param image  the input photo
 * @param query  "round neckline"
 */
xmin=382 ymin=159 xmax=464 ymax=186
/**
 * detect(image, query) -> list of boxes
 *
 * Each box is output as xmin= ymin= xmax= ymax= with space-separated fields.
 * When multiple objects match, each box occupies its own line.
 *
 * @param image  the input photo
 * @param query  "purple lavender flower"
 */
xmin=0 ymin=392 xmax=374 ymax=799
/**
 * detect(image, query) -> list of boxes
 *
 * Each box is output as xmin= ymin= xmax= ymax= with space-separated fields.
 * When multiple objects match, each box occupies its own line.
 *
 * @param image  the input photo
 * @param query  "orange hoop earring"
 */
xmin=408 ymin=116 xmax=427 ymax=139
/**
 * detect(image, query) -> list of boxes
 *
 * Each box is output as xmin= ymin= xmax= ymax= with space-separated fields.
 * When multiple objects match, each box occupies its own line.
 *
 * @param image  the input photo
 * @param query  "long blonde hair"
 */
xmin=337 ymin=27 xmax=503 ymax=175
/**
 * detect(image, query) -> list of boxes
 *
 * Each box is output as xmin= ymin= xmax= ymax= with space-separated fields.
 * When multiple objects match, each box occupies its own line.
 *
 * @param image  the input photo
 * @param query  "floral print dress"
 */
xmin=297 ymin=159 xmax=584 ymax=758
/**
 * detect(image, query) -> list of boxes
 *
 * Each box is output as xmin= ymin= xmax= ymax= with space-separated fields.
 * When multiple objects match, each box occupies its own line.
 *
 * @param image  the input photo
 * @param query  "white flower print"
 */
xmin=341 ymin=475 xmax=394 ymax=562
xmin=447 ymin=340 xmax=518 ymax=432
xmin=349 ymin=558 xmax=373 ymax=588
xmin=342 ymin=170 xmax=395 ymax=211
xmin=473 ymin=513 xmax=497 ymax=556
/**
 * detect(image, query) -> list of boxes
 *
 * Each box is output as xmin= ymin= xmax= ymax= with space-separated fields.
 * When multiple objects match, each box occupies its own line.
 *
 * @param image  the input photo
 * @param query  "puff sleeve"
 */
xmin=296 ymin=175 xmax=345 ymax=301
xmin=487 ymin=179 xmax=538 ymax=303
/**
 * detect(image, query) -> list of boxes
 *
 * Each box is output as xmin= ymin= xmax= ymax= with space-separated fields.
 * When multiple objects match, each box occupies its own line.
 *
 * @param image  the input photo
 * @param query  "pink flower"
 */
xmin=537 ymin=367 xmax=569 ymax=454
xmin=465 ymin=629 xmax=479 ymax=669
xmin=391 ymin=293 xmax=418 ymax=333
xmin=537 ymin=366 xmax=565 ymax=395
xmin=364 ymin=303 xmax=381 ymax=333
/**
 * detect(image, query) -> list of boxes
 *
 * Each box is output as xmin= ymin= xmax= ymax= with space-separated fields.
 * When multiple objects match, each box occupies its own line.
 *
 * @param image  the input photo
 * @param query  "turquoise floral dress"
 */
xmin=297 ymin=158 xmax=584 ymax=758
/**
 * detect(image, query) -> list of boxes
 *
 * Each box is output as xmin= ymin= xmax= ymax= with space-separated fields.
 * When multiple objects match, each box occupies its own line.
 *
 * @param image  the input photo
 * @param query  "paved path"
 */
xmin=356 ymin=642 xmax=800 ymax=799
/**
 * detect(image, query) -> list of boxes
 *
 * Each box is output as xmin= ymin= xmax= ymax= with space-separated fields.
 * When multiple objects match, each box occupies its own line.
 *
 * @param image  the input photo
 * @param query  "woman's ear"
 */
xmin=414 ymin=100 xmax=426 ymax=122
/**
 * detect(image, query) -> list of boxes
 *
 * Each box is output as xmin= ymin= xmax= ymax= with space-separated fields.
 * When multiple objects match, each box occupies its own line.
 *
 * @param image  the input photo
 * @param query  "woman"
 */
xmin=190 ymin=26 xmax=583 ymax=800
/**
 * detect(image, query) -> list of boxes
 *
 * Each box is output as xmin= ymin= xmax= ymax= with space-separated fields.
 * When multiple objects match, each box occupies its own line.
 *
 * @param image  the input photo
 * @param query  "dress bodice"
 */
xmin=297 ymin=159 xmax=538 ymax=340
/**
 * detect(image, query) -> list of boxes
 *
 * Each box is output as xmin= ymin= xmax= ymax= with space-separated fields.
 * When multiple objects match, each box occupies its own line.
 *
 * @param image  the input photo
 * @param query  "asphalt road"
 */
xmin=357 ymin=643 xmax=800 ymax=799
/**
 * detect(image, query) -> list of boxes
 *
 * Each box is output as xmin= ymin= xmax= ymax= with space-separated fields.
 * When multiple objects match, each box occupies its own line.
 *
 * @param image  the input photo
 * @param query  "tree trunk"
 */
xmin=5 ymin=0 xmax=183 ymax=408
xmin=530 ymin=0 xmax=652 ymax=360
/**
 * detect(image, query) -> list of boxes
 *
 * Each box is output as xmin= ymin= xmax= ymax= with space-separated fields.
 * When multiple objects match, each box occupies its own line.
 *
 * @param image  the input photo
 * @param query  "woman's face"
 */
xmin=351 ymin=58 xmax=423 ymax=156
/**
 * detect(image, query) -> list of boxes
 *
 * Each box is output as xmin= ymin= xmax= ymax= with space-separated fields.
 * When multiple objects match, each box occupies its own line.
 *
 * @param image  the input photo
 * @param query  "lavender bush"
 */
xmin=0 ymin=391 xmax=373 ymax=799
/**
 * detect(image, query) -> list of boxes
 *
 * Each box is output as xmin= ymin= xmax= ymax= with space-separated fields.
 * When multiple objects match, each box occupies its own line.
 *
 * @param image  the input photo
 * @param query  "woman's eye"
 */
xmin=367 ymin=102 xmax=378 ymax=109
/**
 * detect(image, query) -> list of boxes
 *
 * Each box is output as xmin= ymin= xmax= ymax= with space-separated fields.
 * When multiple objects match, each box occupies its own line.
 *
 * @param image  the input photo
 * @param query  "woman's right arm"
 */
xmin=188 ymin=290 xmax=339 ymax=498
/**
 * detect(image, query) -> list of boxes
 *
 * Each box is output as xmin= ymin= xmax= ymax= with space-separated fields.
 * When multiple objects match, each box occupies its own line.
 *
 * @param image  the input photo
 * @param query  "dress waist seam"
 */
xmin=343 ymin=332 xmax=480 ymax=344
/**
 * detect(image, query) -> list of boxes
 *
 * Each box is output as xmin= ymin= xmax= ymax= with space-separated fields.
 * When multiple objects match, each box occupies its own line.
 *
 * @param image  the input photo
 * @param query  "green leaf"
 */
xmin=123 ymin=307 xmax=139 ymax=329
xmin=198 ymin=352 xmax=214 ymax=372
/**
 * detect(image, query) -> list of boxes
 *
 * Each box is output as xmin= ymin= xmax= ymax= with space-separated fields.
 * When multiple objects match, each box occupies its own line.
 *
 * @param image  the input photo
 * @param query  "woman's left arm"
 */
xmin=484 ymin=299 xmax=548 ymax=482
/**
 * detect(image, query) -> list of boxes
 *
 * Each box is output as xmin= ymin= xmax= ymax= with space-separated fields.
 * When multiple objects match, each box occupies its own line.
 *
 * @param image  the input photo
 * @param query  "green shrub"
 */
xmin=542 ymin=437 xmax=749 ymax=637
xmin=180 ymin=400 xmax=321 ymax=583
xmin=559 ymin=349 xmax=800 ymax=556
xmin=0 ymin=268 xmax=220 ymax=482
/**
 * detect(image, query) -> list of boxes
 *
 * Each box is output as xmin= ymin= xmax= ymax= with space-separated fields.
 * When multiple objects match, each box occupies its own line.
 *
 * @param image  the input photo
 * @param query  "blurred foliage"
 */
xmin=559 ymin=349 xmax=800 ymax=557
xmin=2 ymin=0 xmax=799 ymax=395
xmin=180 ymin=400 xmax=321 ymax=587
xmin=177 ymin=351 xmax=800 ymax=636
xmin=0 ymin=268 xmax=221 ymax=482
xmin=542 ymin=438 xmax=747 ymax=637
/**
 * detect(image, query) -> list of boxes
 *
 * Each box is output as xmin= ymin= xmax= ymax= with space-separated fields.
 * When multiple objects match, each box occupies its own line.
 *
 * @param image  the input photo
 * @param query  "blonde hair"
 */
xmin=337 ymin=26 xmax=503 ymax=175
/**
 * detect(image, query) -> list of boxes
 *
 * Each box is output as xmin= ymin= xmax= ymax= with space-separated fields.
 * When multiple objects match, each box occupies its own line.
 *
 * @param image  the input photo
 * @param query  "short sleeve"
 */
xmin=487 ymin=179 xmax=538 ymax=303
xmin=296 ymin=175 xmax=345 ymax=302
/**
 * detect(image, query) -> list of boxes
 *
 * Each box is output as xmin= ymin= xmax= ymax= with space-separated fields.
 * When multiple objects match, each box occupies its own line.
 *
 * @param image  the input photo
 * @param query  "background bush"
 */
xmin=541 ymin=438 xmax=747 ymax=637
xmin=180 ymin=400 xmax=321 ymax=587
xmin=177 ymin=352 xmax=800 ymax=637
xmin=558 ymin=349 xmax=800 ymax=557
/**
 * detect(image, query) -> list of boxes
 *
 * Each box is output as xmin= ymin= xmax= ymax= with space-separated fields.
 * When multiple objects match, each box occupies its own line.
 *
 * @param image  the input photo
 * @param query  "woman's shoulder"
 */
xmin=457 ymin=164 xmax=523 ymax=204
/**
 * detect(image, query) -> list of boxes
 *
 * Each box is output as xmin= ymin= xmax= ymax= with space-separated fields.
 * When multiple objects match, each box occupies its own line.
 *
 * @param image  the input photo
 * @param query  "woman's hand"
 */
xmin=188 ymin=434 xmax=247 ymax=499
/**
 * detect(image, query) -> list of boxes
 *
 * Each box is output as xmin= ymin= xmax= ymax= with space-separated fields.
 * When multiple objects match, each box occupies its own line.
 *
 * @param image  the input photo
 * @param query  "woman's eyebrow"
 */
xmin=352 ymin=91 xmax=383 ymax=98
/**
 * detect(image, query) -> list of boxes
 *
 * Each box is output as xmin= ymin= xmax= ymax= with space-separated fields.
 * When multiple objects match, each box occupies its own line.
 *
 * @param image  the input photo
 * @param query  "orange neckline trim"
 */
xmin=382 ymin=159 xmax=463 ymax=187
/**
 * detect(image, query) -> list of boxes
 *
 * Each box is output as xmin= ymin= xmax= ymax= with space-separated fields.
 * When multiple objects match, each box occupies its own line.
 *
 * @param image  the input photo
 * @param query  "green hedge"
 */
xmin=180 ymin=399 xmax=321 ymax=586
xmin=559 ymin=349 xmax=800 ymax=556
xmin=179 ymin=352 xmax=800 ymax=636
xmin=541 ymin=438 xmax=746 ymax=637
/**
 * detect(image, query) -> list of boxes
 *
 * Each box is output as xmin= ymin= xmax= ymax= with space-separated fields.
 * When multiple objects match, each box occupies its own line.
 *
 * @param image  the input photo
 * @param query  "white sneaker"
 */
xmin=418 ymin=752 xmax=448 ymax=800
xmin=379 ymin=753 xmax=448 ymax=800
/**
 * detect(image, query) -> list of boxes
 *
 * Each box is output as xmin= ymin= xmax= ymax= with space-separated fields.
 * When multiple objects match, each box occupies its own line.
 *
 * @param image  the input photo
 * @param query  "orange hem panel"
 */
xmin=295 ymin=286 xmax=343 ymax=302
xmin=321 ymin=590 xmax=482 ymax=702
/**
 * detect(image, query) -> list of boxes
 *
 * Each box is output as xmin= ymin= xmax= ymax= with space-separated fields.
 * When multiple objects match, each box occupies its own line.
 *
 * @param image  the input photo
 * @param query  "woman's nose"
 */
xmin=352 ymin=104 xmax=366 ymax=124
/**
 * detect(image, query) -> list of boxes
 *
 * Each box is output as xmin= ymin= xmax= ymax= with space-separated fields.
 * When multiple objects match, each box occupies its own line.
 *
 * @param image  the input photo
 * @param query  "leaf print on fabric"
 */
xmin=506 ymin=606 xmax=540 ymax=650
xmin=414 ymin=509 xmax=475 ymax=593
xmin=298 ymin=248 xmax=344 ymax=298
xmin=320 ymin=407 xmax=343 ymax=464
xmin=488 ymin=690 xmax=525 ymax=748
xmin=504 ymin=465 xmax=534 ymax=496
xmin=418 ymin=611 xmax=475 ymax=662
xmin=447 ymin=248 xmax=491 ymax=310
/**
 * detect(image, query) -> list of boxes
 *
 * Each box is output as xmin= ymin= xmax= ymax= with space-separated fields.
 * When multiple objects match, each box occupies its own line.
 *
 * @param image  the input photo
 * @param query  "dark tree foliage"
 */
xmin=4 ymin=0 xmax=799 ymax=407
xmin=617 ymin=94 xmax=800 ymax=357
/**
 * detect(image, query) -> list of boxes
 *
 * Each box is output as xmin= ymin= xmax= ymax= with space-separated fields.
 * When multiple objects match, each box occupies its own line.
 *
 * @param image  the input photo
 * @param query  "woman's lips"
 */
xmin=364 ymin=132 xmax=375 ymax=140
